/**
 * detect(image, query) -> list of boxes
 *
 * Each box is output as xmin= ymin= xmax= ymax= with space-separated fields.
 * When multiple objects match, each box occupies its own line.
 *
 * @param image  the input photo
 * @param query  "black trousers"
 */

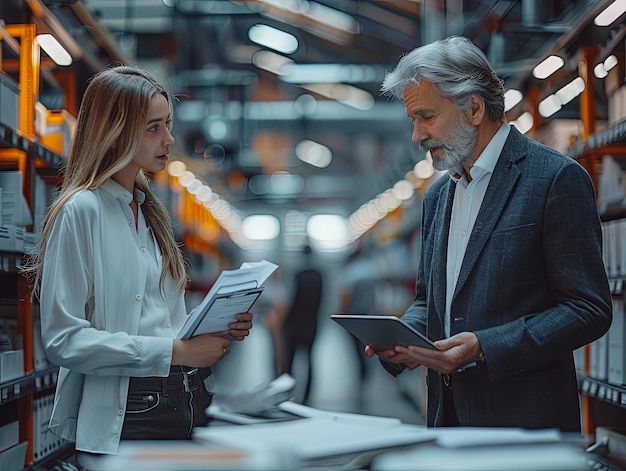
xmin=121 ymin=366 xmax=214 ymax=440
xmin=442 ymin=374 xmax=461 ymax=427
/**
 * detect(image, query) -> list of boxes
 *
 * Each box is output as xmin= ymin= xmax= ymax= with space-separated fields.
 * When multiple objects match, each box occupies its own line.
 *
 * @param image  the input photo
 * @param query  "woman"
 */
xmin=24 ymin=65 xmax=253 ymax=456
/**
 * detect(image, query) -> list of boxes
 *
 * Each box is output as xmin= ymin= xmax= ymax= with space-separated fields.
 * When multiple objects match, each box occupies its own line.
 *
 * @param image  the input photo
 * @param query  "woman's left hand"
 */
xmin=227 ymin=312 xmax=253 ymax=340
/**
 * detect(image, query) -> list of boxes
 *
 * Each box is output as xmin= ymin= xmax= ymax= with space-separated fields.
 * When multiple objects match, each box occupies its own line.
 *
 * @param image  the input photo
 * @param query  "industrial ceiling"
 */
xmin=2 ymin=0 xmax=624 ymax=238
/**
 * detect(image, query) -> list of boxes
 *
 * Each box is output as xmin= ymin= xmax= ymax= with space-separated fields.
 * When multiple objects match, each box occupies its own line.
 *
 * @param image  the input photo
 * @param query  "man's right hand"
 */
xmin=364 ymin=344 xmax=423 ymax=370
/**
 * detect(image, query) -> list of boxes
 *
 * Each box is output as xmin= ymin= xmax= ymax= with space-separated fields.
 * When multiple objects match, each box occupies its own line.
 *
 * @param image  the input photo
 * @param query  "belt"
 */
xmin=128 ymin=367 xmax=212 ymax=394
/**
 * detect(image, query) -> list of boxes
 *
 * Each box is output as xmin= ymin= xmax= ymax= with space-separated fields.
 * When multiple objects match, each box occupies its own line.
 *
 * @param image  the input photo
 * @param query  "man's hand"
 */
xmin=364 ymin=344 xmax=423 ymax=370
xmin=365 ymin=331 xmax=482 ymax=374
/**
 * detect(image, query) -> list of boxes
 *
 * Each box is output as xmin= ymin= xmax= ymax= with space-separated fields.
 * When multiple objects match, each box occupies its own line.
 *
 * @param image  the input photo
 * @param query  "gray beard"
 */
xmin=423 ymin=116 xmax=478 ymax=172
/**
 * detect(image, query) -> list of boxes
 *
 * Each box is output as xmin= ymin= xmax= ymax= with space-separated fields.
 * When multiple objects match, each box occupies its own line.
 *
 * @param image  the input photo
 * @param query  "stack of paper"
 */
xmin=193 ymin=416 xmax=435 ymax=469
xmin=372 ymin=428 xmax=590 ymax=471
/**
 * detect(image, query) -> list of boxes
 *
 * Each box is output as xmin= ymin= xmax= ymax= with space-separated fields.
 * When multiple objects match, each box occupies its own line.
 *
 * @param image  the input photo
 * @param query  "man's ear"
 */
xmin=467 ymin=94 xmax=485 ymax=125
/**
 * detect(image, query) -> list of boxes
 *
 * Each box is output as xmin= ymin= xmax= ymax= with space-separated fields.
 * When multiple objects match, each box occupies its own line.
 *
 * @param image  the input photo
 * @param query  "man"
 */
xmin=367 ymin=35 xmax=612 ymax=432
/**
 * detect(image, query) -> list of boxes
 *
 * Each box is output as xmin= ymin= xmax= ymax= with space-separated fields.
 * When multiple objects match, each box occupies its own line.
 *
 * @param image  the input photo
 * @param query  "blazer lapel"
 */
xmin=452 ymin=127 xmax=525 ymax=300
xmin=432 ymin=179 xmax=456 ymax=322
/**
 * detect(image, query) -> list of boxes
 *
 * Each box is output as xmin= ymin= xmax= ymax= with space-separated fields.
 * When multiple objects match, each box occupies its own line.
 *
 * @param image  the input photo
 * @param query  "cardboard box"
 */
xmin=35 ymin=103 xmax=76 ymax=158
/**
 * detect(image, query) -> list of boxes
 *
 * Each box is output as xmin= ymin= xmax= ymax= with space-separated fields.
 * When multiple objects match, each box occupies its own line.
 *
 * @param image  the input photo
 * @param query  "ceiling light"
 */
xmin=604 ymin=55 xmax=618 ymax=71
xmin=504 ymin=89 xmax=523 ymax=112
xmin=594 ymin=0 xmax=626 ymax=26
xmin=280 ymin=64 xmax=381 ymax=84
xmin=391 ymin=180 xmax=414 ymax=201
xmin=252 ymin=50 xmax=294 ymax=75
xmin=36 ymin=34 xmax=72 ymax=66
xmin=510 ymin=112 xmax=533 ymax=134
xmin=295 ymin=139 xmax=332 ymax=168
xmin=242 ymin=215 xmax=280 ymax=240
xmin=538 ymin=95 xmax=562 ymax=117
xmin=248 ymin=24 xmax=298 ymax=55
xmin=167 ymin=160 xmax=187 ymax=177
xmin=532 ymin=55 xmax=564 ymax=80
xmin=555 ymin=77 xmax=585 ymax=105
xmin=306 ymin=214 xmax=349 ymax=251
xmin=414 ymin=160 xmax=435 ymax=180
xmin=594 ymin=63 xmax=609 ymax=78
xmin=301 ymin=83 xmax=374 ymax=110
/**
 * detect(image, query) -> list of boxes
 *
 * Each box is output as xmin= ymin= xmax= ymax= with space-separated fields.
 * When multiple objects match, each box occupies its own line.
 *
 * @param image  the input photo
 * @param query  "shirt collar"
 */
xmin=101 ymin=178 xmax=146 ymax=205
xmin=448 ymin=121 xmax=511 ymax=183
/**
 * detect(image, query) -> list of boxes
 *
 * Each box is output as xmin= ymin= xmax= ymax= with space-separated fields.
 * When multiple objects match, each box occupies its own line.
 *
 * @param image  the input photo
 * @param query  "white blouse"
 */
xmin=40 ymin=178 xmax=188 ymax=454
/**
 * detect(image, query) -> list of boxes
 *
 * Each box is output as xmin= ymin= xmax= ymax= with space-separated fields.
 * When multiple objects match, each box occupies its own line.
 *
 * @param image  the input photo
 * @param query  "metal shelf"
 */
xmin=580 ymin=373 xmax=626 ymax=410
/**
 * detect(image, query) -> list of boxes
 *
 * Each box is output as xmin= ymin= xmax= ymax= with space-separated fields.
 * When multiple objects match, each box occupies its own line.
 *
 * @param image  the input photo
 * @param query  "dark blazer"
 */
xmin=390 ymin=125 xmax=612 ymax=432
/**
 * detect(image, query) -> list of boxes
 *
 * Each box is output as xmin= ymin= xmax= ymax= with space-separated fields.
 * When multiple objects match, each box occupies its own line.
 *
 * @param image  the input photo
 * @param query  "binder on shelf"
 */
xmin=0 ymin=441 xmax=27 ymax=471
xmin=608 ymin=295 xmax=626 ymax=386
xmin=0 ymin=72 xmax=19 ymax=132
xmin=178 ymin=260 xmax=278 ymax=339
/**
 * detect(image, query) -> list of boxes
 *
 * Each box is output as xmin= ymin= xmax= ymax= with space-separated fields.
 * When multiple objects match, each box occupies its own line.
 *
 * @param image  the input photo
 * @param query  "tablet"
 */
xmin=331 ymin=314 xmax=436 ymax=351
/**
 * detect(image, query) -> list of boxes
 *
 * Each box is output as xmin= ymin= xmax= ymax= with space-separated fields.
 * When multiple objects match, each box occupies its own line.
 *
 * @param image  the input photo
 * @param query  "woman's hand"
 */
xmin=172 ymin=334 xmax=231 ymax=367
xmin=227 ymin=312 xmax=253 ymax=340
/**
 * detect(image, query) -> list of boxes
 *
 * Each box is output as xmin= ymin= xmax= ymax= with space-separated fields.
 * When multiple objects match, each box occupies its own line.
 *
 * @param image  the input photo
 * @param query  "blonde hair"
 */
xmin=24 ymin=65 xmax=187 ymax=297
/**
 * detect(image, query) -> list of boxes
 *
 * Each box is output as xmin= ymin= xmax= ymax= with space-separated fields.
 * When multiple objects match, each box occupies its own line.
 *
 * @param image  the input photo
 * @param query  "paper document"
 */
xmin=278 ymin=401 xmax=402 ymax=427
xmin=178 ymin=260 xmax=278 ymax=339
xmin=193 ymin=417 xmax=436 ymax=468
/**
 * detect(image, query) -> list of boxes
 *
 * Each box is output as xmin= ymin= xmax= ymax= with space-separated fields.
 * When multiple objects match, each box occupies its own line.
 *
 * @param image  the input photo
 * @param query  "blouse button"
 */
xmin=118 ymin=409 xmax=124 ymax=416
xmin=163 ymin=323 xmax=170 ymax=329
xmin=128 ymin=221 xmax=133 ymax=226
xmin=135 ymin=293 xmax=142 ymax=300
xmin=141 ymin=247 xmax=147 ymax=253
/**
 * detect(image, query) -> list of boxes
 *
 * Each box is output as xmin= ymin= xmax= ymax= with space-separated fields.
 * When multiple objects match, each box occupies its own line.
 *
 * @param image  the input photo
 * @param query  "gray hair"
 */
xmin=381 ymin=36 xmax=505 ymax=122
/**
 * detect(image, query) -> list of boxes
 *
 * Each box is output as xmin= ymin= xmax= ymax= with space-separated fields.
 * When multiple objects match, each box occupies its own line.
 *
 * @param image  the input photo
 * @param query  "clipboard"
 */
xmin=331 ymin=314 xmax=436 ymax=351
xmin=179 ymin=288 xmax=263 ymax=339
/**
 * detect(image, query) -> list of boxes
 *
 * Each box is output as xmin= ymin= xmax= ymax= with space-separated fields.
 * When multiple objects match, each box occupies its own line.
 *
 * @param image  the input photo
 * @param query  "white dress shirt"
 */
xmin=445 ymin=122 xmax=510 ymax=337
xmin=40 ymin=178 xmax=188 ymax=454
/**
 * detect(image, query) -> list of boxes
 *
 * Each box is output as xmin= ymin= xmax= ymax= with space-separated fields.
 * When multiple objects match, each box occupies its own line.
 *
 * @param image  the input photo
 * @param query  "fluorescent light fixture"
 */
xmin=248 ymin=24 xmax=298 ymax=54
xmin=595 ymin=54 xmax=619 ymax=78
xmin=391 ymin=180 xmax=414 ymax=201
xmin=414 ymin=159 xmax=434 ymax=180
xmin=241 ymin=214 xmax=280 ymax=240
xmin=167 ymin=160 xmax=187 ymax=177
xmin=279 ymin=64 xmax=381 ymax=84
xmin=248 ymin=172 xmax=305 ymax=196
xmin=256 ymin=0 xmax=359 ymax=35
xmin=555 ymin=77 xmax=585 ymax=105
xmin=532 ymin=55 xmax=564 ymax=80
xmin=604 ymin=55 xmax=618 ymax=71
xmin=306 ymin=2 xmax=359 ymax=34
xmin=594 ymin=63 xmax=609 ymax=78
xmin=252 ymin=50 xmax=294 ymax=75
xmin=301 ymin=83 xmax=375 ymax=110
xmin=36 ymin=34 xmax=72 ymax=66
xmin=306 ymin=214 xmax=350 ymax=251
xmin=295 ymin=139 xmax=332 ymax=168
xmin=538 ymin=95 xmax=562 ymax=117
xmin=510 ymin=112 xmax=533 ymax=134
xmin=594 ymin=0 xmax=626 ymax=26
xmin=504 ymin=89 xmax=523 ymax=112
